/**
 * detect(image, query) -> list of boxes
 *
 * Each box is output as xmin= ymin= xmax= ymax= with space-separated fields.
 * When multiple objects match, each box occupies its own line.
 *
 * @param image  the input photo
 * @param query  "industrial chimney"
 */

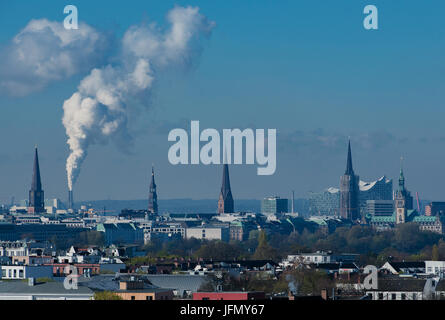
xmin=68 ymin=189 xmax=74 ymax=211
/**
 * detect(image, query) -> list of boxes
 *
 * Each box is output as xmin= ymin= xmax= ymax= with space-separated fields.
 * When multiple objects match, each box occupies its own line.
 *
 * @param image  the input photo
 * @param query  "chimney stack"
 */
xmin=68 ymin=189 xmax=74 ymax=211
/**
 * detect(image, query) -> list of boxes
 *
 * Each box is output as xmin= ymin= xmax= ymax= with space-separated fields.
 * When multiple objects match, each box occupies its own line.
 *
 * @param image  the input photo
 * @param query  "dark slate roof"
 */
xmin=367 ymin=278 xmax=426 ymax=292
xmin=77 ymin=274 xmax=157 ymax=292
xmin=345 ymin=140 xmax=354 ymax=175
xmin=311 ymin=262 xmax=358 ymax=270
xmin=221 ymin=164 xmax=232 ymax=199
xmin=387 ymin=261 xmax=425 ymax=272
xmin=202 ymin=260 xmax=278 ymax=268
xmin=31 ymin=147 xmax=42 ymax=191
xmin=0 ymin=281 xmax=93 ymax=295
xmin=312 ymin=263 xmax=340 ymax=270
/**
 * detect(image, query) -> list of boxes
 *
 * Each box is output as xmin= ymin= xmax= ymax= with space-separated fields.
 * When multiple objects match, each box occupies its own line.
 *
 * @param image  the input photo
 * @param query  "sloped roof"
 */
xmin=367 ymin=278 xmax=426 ymax=292
xmin=384 ymin=261 xmax=425 ymax=272
xmin=0 ymin=281 xmax=93 ymax=295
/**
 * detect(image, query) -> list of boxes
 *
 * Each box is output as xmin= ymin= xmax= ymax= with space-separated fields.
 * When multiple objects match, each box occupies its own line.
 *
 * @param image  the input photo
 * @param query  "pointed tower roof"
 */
xmin=345 ymin=140 xmax=354 ymax=175
xmin=150 ymin=165 xmax=156 ymax=188
xmin=31 ymin=146 xmax=42 ymax=191
xmin=221 ymin=163 xmax=232 ymax=199
xmin=398 ymin=156 xmax=405 ymax=191
xmin=221 ymin=144 xmax=232 ymax=198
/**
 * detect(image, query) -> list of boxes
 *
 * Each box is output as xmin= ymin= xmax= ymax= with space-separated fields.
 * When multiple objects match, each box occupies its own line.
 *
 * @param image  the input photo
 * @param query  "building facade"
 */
xmin=309 ymin=188 xmax=340 ymax=216
xmin=261 ymin=197 xmax=288 ymax=216
xmin=395 ymin=165 xmax=413 ymax=224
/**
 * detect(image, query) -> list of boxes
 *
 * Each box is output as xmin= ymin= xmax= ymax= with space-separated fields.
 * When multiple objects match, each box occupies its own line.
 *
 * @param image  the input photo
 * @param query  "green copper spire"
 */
xmin=398 ymin=156 xmax=405 ymax=191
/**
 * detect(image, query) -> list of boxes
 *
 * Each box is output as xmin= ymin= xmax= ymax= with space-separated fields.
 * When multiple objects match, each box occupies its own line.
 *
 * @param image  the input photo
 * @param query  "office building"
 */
xmin=261 ymin=196 xmax=288 ymax=215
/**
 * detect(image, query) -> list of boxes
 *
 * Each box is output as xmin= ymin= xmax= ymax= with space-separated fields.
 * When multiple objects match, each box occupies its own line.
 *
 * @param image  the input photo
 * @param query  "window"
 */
xmin=146 ymin=296 xmax=152 ymax=300
xmin=131 ymin=296 xmax=135 ymax=300
xmin=391 ymin=293 xmax=396 ymax=300
xmin=401 ymin=293 xmax=406 ymax=300
xmin=378 ymin=293 xmax=383 ymax=300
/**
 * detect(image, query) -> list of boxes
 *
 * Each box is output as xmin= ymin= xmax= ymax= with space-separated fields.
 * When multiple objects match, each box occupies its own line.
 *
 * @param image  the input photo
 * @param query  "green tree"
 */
xmin=432 ymin=244 xmax=439 ymax=261
xmin=253 ymin=231 xmax=278 ymax=261
xmin=94 ymin=291 xmax=122 ymax=300
xmin=194 ymin=241 xmax=242 ymax=260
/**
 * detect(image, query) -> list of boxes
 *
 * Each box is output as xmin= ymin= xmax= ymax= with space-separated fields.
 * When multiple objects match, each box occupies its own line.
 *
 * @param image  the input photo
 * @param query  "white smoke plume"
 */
xmin=63 ymin=6 xmax=215 ymax=190
xmin=0 ymin=19 xmax=109 ymax=96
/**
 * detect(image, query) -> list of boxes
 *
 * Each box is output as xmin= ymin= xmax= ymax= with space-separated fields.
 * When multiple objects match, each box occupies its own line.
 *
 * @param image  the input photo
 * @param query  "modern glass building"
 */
xmin=310 ymin=176 xmax=393 ymax=217
xmin=309 ymin=188 xmax=340 ymax=216
xmin=359 ymin=176 xmax=393 ymax=216
xmin=261 ymin=197 xmax=288 ymax=215
xmin=366 ymin=200 xmax=394 ymax=216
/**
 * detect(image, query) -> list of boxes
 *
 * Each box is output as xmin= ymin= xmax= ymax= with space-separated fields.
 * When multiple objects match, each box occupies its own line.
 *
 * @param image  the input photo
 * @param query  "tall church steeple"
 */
xmin=218 ymin=150 xmax=234 ymax=214
xmin=28 ymin=146 xmax=45 ymax=213
xmin=398 ymin=157 xmax=405 ymax=192
xmin=345 ymin=140 xmax=354 ymax=175
xmin=148 ymin=165 xmax=158 ymax=215
xmin=339 ymin=140 xmax=360 ymax=221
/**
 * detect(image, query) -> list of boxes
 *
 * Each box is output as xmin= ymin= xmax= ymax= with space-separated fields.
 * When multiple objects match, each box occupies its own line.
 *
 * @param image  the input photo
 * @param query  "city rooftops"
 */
xmin=0 ymin=280 xmax=93 ymax=295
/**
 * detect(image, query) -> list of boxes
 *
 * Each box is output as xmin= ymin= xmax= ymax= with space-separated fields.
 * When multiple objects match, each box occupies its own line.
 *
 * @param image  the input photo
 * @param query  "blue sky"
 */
xmin=0 ymin=1 xmax=445 ymax=204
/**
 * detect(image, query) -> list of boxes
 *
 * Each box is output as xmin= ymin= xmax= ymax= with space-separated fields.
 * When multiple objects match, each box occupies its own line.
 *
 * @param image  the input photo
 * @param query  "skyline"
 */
xmin=1 ymin=1 xmax=445 ymax=201
xmin=0 ymin=142 xmax=434 ymax=207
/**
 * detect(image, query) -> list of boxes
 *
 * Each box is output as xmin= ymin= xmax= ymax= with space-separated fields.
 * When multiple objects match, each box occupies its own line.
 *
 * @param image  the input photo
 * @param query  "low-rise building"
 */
xmin=1 ymin=265 xmax=53 ymax=280
xmin=365 ymin=277 xmax=434 ymax=300
xmin=97 ymin=223 xmax=144 ymax=246
xmin=185 ymin=225 xmax=230 ymax=241
xmin=114 ymin=280 xmax=173 ymax=300
xmin=379 ymin=261 xmax=425 ymax=275
xmin=425 ymin=261 xmax=445 ymax=276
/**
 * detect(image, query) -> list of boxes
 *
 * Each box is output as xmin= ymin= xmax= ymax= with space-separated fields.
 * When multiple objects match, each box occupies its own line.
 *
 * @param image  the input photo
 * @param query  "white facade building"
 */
xmin=1 ymin=265 xmax=53 ymax=280
xmin=425 ymin=261 xmax=445 ymax=276
xmin=185 ymin=226 xmax=230 ymax=241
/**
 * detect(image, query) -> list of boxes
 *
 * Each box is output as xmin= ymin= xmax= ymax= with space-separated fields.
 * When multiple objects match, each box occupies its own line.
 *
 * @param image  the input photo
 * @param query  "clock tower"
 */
xmin=395 ymin=159 xmax=413 ymax=224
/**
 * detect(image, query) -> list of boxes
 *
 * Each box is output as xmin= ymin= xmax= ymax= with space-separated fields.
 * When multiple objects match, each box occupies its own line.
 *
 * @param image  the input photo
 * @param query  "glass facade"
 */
xmin=261 ymin=197 xmax=288 ymax=215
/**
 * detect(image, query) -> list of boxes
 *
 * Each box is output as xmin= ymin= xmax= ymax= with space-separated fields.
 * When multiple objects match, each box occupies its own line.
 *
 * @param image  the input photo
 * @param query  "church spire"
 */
xmin=29 ymin=146 xmax=44 ymax=213
xmin=218 ymin=160 xmax=234 ymax=214
xmin=399 ymin=156 xmax=405 ymax=191
xmin=345 ymin=140 xmax=354 ymax=175
xmin=148 ymin=165 xmax=158 ymax=215
xmin=339 ymin=140 xmax=360 ymax=221
xmin=31 ymin=146 xmax=42 ymax=191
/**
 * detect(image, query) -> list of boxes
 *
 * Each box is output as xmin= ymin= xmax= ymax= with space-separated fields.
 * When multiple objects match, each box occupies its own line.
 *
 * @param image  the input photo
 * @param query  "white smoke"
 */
xmin=0 ymin=19 xmax=109 ymax=96
xmin=63 ymin=6 xmax=215 ymax=190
